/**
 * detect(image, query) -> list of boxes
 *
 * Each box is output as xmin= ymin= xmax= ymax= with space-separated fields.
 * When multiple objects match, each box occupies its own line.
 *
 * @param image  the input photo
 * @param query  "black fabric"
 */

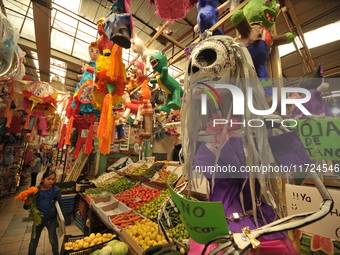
xmin=30 ymin=172 xmax=38 ymax=187
xmin=173 ymin=144 xmax=182 ymax=161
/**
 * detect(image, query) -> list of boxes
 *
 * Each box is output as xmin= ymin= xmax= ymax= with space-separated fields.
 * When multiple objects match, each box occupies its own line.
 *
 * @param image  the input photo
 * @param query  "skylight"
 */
xmin=279 ymin=20 xmax=340 ymax=57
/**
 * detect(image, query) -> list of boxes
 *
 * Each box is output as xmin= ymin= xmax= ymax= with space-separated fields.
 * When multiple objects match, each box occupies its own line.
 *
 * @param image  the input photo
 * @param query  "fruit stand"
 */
xmin=68 ymin=160 xmax=197 ymax=255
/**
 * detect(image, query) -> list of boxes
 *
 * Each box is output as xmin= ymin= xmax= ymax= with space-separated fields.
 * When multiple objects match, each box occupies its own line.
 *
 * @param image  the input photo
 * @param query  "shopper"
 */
xmin=29 ymin=153 xmax=42 ymax=187
xmin=24 ymin=170 xmax=63 ymax=255
xmin=173 ymin=132 xmax=183 ymax=162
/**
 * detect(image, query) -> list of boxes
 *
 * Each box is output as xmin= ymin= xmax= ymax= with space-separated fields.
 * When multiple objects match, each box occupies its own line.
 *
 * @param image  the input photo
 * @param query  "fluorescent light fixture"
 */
xmin=279 ymin=20 xmax=340 ymax=57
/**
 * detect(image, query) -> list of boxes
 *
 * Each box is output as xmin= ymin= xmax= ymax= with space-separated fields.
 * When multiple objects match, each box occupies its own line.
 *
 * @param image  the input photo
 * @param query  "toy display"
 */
xmin=97 ymin=17 xmax=114 ymax=56
xmin=149 ymin=0 xmax=199 ymax=22
xmin=139 ymin=80 xmax=153 ymax=139
xmin=291 ymin=64 xmax=333 ymax=119
xmin=72 ymin=42 xmax=100 ymax=116
xmin=104 ymin=0 xmax=134 ymax=49
xmin=196 ymin=0 xmax=223 ymax=36
xmin=149 ymin=52 xmax=183 ymax=112
xmin=131 ymin=35 xmax=160 ymax=73
xmin=231 ymin=0 xmax=294 ymax=101
xmin=121 ymin=90 xmax=141 ymax=124
xmin=194 ymin=0 xmax=240 ymax=34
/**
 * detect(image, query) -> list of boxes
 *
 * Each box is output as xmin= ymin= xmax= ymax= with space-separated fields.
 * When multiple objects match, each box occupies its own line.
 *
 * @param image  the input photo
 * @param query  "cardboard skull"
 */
xmin=187 ymin=36 xmax=239 ymax=100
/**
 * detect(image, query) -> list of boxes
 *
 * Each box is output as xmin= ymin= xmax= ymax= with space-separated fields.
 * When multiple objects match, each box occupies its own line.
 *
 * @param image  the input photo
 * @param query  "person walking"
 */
xmin=30 ymin=153 xmax=42 ymax=187
xmin=24 ymin=170 xmax=63 ymax=255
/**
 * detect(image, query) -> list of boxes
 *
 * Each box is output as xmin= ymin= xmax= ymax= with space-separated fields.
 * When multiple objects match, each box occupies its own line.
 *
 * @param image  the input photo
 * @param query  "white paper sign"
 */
xmin=286 ymin=184 xmax=340 ymax=240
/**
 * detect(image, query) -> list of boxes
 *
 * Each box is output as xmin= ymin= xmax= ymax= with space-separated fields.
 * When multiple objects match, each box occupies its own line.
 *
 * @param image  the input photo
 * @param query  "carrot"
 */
xmin=125 ymin=213 xmax=137 ymax=218
xmin=112 ymin=215 xmax=124 ymax=221
xmin=111 ymin=215 xmax=121 ymax=221
xmin=120 ymin=223 xmax=133 ymax=228
xmin=112 ymin=220 xmax=129 ymax=224
xmin=126 ymin=216 xmax=142 ymax=222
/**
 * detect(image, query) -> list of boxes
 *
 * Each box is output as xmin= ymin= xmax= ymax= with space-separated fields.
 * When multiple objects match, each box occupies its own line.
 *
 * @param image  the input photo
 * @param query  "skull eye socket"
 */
xmin=187 ymin=61 xmax=192 ymax=76
xmin=196 ymin=49 xmax=217 ymax=67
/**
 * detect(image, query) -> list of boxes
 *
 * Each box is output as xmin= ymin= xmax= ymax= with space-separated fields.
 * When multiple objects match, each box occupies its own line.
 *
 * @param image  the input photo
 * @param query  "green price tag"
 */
xmin=168 ymin=185 xmax=229 ymax=244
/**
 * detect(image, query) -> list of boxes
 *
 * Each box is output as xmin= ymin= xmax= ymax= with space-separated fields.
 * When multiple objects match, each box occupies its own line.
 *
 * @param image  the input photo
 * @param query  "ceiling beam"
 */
xmin=18 ymin=38 xmax=82 ymax=67
xmin=32 ymin=0 xmax=51 ymax=82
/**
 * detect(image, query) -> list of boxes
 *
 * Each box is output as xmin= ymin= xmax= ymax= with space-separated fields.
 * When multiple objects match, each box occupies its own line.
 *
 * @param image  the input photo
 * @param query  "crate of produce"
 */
xmin=83 ymin=177 xmax=139 ymax=197
xmin=62 ymin=195 xmax=76 ymax=213
xmin=61 ymin=229 xmax=117 ymax=255
xmin=113 ymin=185 xmax=162 ymax=210
xmin=121 ymin=163 xmax=144 ymax=176
xmin=55 ymin=181 xmax=76 ymax=194
xmin=120 ymin=219 xmax=174 ymax=255
xmin=135 ymin=190 xmax=170 ymax=221
xmin=151 ymin=165 xmax=181 ymax=185
xmin=75 ymin=211 xmax=87 ymax=234
xmin=139 ymin=162 xmax=165 ymax=180
xmin=89 ymin=172 xmax=121 ymax=187
xmin=109 ymin=210 xmax=144 ymax=232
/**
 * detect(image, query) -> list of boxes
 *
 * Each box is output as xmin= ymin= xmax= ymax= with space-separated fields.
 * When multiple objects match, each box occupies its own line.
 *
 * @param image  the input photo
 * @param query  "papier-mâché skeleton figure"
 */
xmin=179 ymin=35 xmax=333 ymax=255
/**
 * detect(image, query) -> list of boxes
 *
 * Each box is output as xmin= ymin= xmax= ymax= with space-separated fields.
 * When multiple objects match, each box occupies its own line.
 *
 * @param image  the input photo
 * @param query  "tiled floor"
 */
xmin=0 ymin=182 xmax=83 ymax=255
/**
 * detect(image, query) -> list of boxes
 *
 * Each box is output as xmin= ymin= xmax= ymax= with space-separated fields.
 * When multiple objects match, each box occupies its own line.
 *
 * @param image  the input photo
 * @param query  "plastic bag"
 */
xmin=0 ymin=12 xmax=19 ymax=79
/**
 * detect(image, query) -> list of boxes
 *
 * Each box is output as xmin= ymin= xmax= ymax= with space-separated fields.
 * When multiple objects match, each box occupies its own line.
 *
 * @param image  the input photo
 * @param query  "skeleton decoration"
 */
xmin=180 ymin=35 xmax=333 ymax=254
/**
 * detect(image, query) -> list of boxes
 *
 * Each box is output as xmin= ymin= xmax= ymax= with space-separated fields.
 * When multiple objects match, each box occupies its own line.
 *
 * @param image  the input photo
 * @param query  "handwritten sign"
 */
xmin=286 ymin=184 xmax=340 ymax=240
xmin=168 ymin=186 xmax=229 ymax=244
xmin=288 ymin=118 xmax=340 ymax=159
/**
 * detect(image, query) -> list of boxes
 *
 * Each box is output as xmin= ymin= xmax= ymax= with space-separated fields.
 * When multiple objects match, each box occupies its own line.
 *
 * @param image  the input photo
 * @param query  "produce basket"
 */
xmin=119 ymin=163 xmax=144 ymax=176
xmin=139 ymin=162 xmax=165 ymax=180
xmin=60 ymin=229 xmax=116 ymax=255
xmin=151 ymin=165 xmax=182 ymax=186
xmin=55 ymin=181 xmax=76 ymax=194
xmin=75 ymin=211 xmax=87 ymax=234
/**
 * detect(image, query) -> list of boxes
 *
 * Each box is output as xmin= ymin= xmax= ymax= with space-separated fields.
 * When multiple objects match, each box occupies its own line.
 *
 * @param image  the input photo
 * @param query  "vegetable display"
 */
xmin=136 ymin=190 xmax=170 ymax=221
xmin=114 ymin=185 xmax=161 ymax=209
xmin=131 ymin=165 xmax=149 ymax=176
xmin=168 ymin=223 xmax=190 ymax=242
xmin=154 ymin=169 xmax=178 ymax=183
xmin=90 ymin=172 xmax=121 ymax=187
xmin=141 ymin=164 xmax=165 ymax=179
xmin=125 ymin=219 xmax=169 ymax=250
xmin=90 ymin=240 xmax=129 ymax=255
xmin=160 ymin=204 xmax=180 ymax=229
xmin=122 ymin=165 xmax=139 ymax=174
xmin=64 ymin=232 xmax=116 ymax=250
xmin=110 ymin=210 xmax=143 ymax=229
xmin=83 ymin=177 xmax=138 ymax=196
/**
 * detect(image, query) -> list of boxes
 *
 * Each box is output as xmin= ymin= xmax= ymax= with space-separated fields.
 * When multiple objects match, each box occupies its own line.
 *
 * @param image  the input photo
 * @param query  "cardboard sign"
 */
xmin=169 ymin=186 xmax=229 ymax=244
xmin=288 ymin=118 xmax=340 ymax=159
xmin=286 ymin=184 xmax=340 ymax=240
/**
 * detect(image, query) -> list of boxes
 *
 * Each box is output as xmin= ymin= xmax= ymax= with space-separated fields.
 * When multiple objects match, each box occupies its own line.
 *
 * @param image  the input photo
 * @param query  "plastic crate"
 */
xmin=55 ymin=181 xmax=76 ymax=194
xmin=62 ymin=196 xmax=75 ymax=213
xmin=60 ymin=229 xmax=116 ymax=255
xmin=64 ymin=212 xmax=72 ymax=226
xmin=75 ymin=212 xmax=87 ymax=234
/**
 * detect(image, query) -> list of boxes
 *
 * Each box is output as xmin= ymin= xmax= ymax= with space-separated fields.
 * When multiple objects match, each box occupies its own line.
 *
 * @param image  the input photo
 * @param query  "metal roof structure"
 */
xmin=2 ymin=0 xmax=340 ymax=96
